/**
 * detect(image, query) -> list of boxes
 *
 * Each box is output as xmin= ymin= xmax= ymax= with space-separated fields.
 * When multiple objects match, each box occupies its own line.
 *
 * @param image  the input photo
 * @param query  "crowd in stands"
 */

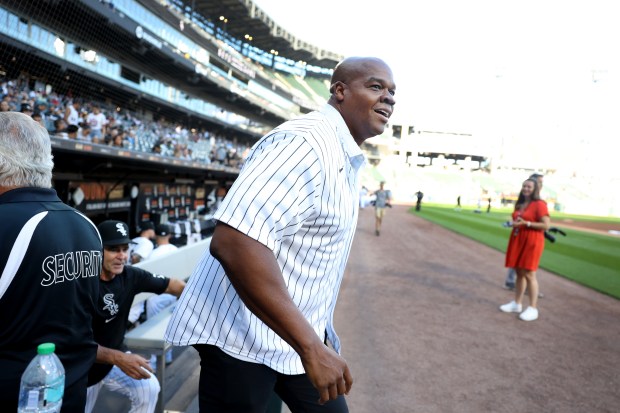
xmin=1 ymin=76 xmax=252 ymax=168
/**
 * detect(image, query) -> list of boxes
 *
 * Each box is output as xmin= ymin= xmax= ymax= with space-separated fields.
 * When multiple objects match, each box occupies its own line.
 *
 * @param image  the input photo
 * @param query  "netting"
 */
xmin=0 ymin=0 xmax=331 ymax=167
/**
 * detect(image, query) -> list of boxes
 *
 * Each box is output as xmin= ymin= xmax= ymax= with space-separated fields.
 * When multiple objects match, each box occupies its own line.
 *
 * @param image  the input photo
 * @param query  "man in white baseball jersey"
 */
xmin=165 ymin=57 xmax=396 ymax=412
xmin=128 ymin=221 xmax=156 ymax=264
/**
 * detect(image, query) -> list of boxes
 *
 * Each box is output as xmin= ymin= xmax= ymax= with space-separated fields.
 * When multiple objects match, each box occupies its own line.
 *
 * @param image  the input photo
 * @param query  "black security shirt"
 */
xmin=0 ymin=187 xmax=102 ymax=409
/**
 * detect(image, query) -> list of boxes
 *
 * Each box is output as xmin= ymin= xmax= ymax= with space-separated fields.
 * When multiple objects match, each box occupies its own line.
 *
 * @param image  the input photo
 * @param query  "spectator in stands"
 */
xmin=110 ymin=131 xmax=125 ymax=148
xmin=85 ymin=220 xmax=186 ymax=413
xmin=53 ymin=118 xmax=68 ymax=137
xmin=78 ymin=123 xmax=92 ymax=142
xmin=31 ymin=111 xmax=45 ymax=128
xmin=165 ymin=56 xmax=396 ymax=411
xmin=0 ymin=112 xmax=102 ymax=412
xmin=66 ymin=124 xmax=79 ymax=140
xmin=20 ymin=102 xmax=33 ymax=116
xmin=173 ymin=144 xmax=183 ymax=158
xmin=125 ymin=127 xmax=136 ymax=149
xmin=214 ymin=142 xmax=228 ymax=165
xmin=499 ymin=177 xmax=550 ymax=321
xmin=0 ymin=100 xmax=9 ymax=112
xmin=65 ymin=99 xmax=81 ymax=127
xmin=80 ymin=107 xmax=89 ymax=124
xmin=106 ymin=115 xmax=119 ymax=130
xmin=373 ymin=181 xmax=392 ymax=236
xmin=103 ymin=125 xmax=117 ymax=145
xmin=87 ymin=104 xmax=107 ymax=143
xmin=1 ymin=76 xmax=248 ymax=169
xmin=35 ymin=100 xmax=51 ymax=129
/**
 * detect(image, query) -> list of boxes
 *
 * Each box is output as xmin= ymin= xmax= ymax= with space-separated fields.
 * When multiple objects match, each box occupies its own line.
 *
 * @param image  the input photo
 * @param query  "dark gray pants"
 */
xmin=194 ymin=344 xmax=349 ymax=413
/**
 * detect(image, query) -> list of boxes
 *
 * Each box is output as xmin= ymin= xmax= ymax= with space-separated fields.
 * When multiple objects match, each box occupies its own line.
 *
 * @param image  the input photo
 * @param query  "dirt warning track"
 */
xmin=335 ymin=205 xmax=620 ymax=413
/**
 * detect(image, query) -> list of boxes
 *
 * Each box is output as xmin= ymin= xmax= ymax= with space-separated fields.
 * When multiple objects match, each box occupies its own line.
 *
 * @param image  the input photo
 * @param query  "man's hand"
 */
xmin=115 ymin=352 xmax=154 ymax=380
xmin=301 ymin=342 xmax=353 ymax=404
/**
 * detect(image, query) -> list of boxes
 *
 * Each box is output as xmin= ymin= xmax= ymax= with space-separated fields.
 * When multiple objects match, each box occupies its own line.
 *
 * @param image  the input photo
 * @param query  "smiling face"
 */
xmin=329 ymin=57 xmax=396 ymax=145
xmin=102 ymin=244 xmax=129 ymax=279
xmin=521 ymin=179 xmax=535 ymax=199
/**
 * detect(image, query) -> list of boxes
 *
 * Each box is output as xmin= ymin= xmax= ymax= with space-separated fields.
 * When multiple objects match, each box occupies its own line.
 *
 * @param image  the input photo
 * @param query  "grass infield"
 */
xmin=410 ymin=204 xmax=620 ymax=300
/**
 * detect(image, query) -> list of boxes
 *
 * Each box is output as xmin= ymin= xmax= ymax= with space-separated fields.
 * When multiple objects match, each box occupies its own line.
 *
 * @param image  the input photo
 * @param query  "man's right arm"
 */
xmin=164 ymin=278 xmax=185 ymax=297
xmin=210 ymin=222 xmax=352 ymax=404
xmin=95 ymin=345 xmax=153 ymax=380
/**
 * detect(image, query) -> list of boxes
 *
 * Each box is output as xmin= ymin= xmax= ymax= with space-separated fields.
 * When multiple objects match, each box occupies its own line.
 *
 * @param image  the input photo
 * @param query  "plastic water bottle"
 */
xmin=17 ymin=342 xmax=65 ymax=413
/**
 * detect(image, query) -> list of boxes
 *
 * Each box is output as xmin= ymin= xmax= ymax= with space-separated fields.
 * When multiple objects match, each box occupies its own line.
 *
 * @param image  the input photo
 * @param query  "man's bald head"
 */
xmin=329 ymin=57 xmax=392 ymax=94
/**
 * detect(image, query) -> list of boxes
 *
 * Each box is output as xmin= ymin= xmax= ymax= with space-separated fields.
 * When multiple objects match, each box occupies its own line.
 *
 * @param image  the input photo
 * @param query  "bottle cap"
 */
xmin=37 ymin=343 xmax=56 ymax=355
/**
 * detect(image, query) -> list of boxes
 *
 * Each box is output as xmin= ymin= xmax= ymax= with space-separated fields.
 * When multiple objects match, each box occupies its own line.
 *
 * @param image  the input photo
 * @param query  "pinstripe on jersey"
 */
xmin=165 ymin=104 xmax=365 ymax=374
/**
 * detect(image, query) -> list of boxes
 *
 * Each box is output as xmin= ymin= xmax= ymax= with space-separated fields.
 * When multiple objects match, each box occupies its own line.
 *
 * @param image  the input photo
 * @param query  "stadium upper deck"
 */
xmin=0 ymin=0 xmax=339 ymax=227
xmin=0 ymin=0 xmax=336 ymax=133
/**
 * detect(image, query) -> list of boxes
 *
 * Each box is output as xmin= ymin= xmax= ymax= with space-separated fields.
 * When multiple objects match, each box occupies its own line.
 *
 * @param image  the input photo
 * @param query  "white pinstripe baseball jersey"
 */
xmin=165 ymin=104 xmax=365 ymax=374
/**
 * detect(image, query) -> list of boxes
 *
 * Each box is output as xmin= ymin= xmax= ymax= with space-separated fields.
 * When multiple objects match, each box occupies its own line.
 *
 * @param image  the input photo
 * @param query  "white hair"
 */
xmin=0 ymin=112 xmax=54 ymax=188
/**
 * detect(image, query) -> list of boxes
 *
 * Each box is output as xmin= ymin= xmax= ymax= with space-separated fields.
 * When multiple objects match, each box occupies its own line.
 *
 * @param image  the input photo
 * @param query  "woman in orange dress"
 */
xmin=500 ymin=178 xmax=550 ymax=321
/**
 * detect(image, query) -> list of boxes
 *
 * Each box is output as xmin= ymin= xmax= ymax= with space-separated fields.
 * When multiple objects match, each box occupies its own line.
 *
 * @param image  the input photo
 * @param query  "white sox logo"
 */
xmin=115 ymin=223 xmax=128 ymax=237
xmin=102 ymin=293 xmax=119 ymax=316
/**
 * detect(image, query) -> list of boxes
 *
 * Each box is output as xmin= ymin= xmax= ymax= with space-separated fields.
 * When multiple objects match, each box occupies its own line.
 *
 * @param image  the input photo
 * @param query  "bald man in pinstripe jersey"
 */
xmin=166 ymin=57 xmax=396 ymax=412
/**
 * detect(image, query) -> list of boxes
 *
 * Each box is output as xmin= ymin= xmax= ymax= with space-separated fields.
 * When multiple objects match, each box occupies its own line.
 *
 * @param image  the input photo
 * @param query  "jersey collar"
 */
xmin=320 ymin=104 xmax=366 ymax=171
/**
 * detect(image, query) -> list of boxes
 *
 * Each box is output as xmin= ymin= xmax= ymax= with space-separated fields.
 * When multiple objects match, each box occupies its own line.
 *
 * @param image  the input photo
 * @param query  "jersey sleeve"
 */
xmin=214 ymin=132 xmax=323 ymax=251
xmin=132 ymin=239 xmax=153 ymax=260
xmin=131 ymin=267 xmax=170 ymax=294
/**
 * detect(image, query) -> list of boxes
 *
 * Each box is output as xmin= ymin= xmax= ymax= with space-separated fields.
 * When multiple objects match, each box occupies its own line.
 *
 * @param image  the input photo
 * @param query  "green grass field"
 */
xmin=411 ymin=204 xmax=620 ymax=300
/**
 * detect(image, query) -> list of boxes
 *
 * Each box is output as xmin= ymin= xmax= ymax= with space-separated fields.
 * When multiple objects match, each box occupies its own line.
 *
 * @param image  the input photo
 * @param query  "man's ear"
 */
xmin=330 ymin=81 xmax=346 ymax=101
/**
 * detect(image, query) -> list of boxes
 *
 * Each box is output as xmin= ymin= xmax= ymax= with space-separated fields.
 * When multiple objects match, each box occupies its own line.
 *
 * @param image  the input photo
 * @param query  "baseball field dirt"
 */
xmin=335 ymin=204 xmax=620 ymax=413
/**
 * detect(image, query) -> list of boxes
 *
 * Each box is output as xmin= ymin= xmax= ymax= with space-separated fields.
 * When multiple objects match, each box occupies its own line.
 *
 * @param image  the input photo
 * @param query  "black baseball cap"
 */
xmin=156 ymin=224 xmax=170 ymax=236
xmin=139 ymin=221 xmax=156 ymax=232
xmin=98 ymin=220 xmax=135 ymax=246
